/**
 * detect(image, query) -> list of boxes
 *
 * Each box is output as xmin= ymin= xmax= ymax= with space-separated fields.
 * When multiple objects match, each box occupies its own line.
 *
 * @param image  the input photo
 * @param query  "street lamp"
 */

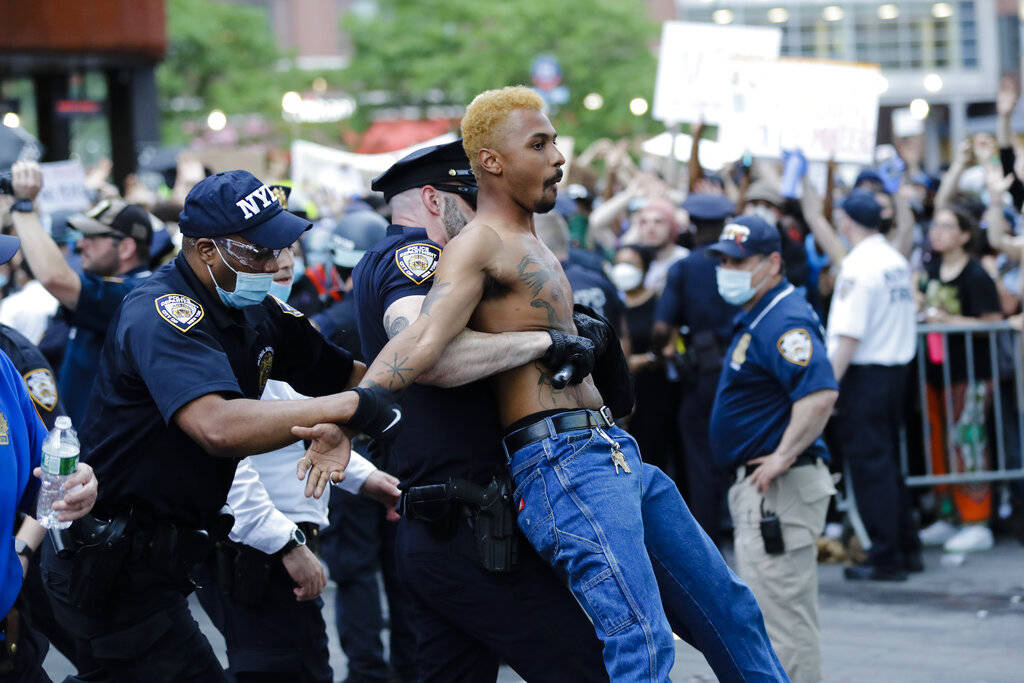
xmin=583 ymin=93 xmax=604 ymax=111
xmin=923 ymin=73 xmax=943 ymax=93
xmin=282 ymin=91 xmax=303 ymax=115
xmin=629 ymin=97 xmax=649 ymax=116
xmin=909 ymin=99 xmax=930 ymax=121
xmin=2 ymin=112 xmax=20 ymax=128
xmin=207 ymin=109 xmax=227 ymax=131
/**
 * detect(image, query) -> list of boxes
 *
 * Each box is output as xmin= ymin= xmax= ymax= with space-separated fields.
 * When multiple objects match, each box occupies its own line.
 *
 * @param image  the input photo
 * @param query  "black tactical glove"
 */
xmin=541 ymin=330 xmax=596 ymax=386
xmin=572 ymin=304 xmax=635 ymax=419
xmin=348 ymin=385 xmax=403 ymax=441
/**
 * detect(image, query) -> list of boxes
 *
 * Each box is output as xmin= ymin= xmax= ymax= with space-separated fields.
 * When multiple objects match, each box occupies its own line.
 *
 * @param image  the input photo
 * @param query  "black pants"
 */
xmin=678 ymin=372 xmax=728 ymax=541
xmin=0 ymin=601 xmax=52 ymax=683
xmin=394 ymin=516 xmax=607 ymax=683
xmin=39 ymin=539 xmax=227 ymax=683
xmin=193 ymin=554 xmax=331 ymax=683
xmin=320 ymin=490 xmax=416 ymax=682
xmin=833 ymin=364 xmax=920 ymax=570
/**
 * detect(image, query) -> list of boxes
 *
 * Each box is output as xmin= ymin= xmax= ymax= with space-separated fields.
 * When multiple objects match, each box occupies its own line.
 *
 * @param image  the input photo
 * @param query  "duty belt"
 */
xmin=501 ymin=407 xmax=615 ymax=454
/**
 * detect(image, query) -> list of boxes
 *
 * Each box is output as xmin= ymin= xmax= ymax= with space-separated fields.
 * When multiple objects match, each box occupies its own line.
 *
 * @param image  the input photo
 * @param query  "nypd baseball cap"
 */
xmin=0 ymin=234 xmax=20 ymax=265
xmin=707 ymin=214 xmax=781 ymax=259
xmin=178 ymin=170 xmax=312 ymax=249
xmin=840 ymin=189 xmax=882 ymax=229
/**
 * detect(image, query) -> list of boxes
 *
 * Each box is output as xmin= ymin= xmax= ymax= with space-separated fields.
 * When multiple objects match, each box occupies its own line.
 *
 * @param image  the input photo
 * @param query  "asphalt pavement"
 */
xmin=42 ymin=541 xmax=1024 ymax=681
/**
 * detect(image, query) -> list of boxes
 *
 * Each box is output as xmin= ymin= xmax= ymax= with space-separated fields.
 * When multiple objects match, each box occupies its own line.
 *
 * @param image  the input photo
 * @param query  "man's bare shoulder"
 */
xmin=438 ymin=220 xmax=505 ymax=262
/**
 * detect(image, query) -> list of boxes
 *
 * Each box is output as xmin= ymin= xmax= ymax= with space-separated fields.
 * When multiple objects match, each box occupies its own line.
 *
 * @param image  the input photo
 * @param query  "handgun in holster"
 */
xmin=48 ymin=514 xmax=132 ymax=615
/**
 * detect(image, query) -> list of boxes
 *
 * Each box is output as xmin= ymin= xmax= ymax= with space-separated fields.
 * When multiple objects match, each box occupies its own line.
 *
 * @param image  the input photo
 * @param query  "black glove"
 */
xmin=348 ymin=385 xmax=403 ymax=441
xmin=572 ymin=308 xmax=612 ymax=357
xmin=541 ymin=330 xmax=596 ymax=386
xmin=572 ymin=304 xmax=636 ymax=419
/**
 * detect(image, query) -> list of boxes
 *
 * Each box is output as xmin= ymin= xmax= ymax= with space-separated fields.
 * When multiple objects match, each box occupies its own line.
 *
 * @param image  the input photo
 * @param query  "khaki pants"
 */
xmin=728 ymin=461 xmax=835 ymax=683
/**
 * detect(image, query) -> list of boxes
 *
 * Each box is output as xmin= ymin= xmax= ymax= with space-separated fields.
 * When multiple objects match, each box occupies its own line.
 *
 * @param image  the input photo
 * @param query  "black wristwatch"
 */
xmin=275 ymin=527 xmax=306 ymax=557
xmin=11 ymin=199 xmax=34 ymax=213
xmin=14 ymin=538 xmax=33 ymax=559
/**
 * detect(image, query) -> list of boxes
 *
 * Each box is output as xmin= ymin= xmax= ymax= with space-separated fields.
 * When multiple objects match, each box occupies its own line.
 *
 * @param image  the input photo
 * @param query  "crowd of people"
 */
xmin=1 ymin=77 xmax=1024 ymax=683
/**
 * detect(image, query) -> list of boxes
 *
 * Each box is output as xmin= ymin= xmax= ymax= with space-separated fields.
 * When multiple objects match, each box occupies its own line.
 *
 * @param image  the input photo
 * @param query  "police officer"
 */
xmin=827 ymin=190 xmax=920 ymax=581
xmin=353 ymin=140 xmax=607 ymax=681
xmin=652 ymin=192 xmax=737 ymax=539
xmin=38 ymin=170 xmax=379 ymax=682
xmin=708 ymin=214 xmax=838 ymax=682
xmin=9 ymin=160 xmax=156 ymax=426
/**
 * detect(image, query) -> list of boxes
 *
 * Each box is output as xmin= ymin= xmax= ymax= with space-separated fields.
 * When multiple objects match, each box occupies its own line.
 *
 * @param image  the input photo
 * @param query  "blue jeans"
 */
xmin=506 ymin=420 xmax=787 ymax=683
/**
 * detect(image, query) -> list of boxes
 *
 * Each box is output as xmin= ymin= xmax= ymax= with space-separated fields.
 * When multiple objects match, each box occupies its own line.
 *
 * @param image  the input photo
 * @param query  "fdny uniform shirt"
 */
xmin=59 ymin=267 xmax=150 ymax=427
xmin=710 ymin=281 xmax=838 ymax=469
xmin=352 ymin=225 xmax=504 ymax=489
xmin=81 ymin=254 xmax=354 ymax=529
xmin=826 ymin=234 xmax=916 ymax=366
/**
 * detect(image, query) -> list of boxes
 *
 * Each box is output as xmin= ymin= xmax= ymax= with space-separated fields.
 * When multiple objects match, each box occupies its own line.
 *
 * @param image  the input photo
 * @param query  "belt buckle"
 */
xmin=598 ymin=405 xmax=614 ymax=427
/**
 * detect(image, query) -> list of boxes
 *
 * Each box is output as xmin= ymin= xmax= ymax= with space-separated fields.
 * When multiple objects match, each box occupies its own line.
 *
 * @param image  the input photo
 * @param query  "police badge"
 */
xmin=257 ymin=346 xmax=274 ymax=394
xmin=394 ymin=243 xmax=440 ymax=285
xmin=155 ymin=294 xmax=205 ymax=333
xmin=23 ymin=368 xmax=58 ymax=411
xmin=777 ymin=328 xmax=812 ymax=366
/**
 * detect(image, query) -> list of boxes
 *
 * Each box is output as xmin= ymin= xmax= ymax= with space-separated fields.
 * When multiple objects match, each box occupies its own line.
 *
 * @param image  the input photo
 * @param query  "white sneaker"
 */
xmin=919 ymin=519 xmax=958 ymax=546
xmin=943 ymin=525 xmax=994 ymax=553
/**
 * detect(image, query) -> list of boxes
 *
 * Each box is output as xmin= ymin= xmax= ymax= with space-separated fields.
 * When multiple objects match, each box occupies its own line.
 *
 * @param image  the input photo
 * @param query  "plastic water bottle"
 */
xmin=35 ymin=416 xmax=80 ymax=530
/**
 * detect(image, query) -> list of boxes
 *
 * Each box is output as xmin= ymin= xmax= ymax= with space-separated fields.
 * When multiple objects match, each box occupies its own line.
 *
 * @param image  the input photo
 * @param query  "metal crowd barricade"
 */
xmin=837 ymin=321 xmax=1024 ymax=550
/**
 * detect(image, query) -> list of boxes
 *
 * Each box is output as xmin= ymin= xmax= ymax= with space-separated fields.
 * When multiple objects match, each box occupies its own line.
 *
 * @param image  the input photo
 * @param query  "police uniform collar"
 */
xmin=738 ymin=279 xmax=793 ymax=328
xmin=173 ymin=254 xmax=237 ymax=330
xmin=386 ymin=224 xmax=429 ymax=238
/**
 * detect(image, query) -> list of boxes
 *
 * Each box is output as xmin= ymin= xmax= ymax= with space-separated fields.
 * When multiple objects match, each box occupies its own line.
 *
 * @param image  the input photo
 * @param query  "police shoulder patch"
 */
xmin=154 ymin=293 xmax=204 ymax=333
xmin=394 ymin=242 xmax=440 ymax=285
xmin=777 ymin=328 xmax=812 ymax=366
xmin=23 ymin=368 xmax=58 ymax=411
xmin=269 ymin=294 xmax=304 ymax=317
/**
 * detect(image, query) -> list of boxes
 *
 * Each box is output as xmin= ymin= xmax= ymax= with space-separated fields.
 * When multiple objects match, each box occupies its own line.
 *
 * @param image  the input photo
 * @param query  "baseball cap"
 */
xmin=178 ymin=170 xmax=311 ymax=249
xmin=745 ymin=180 xmax=784 ymax=208
xmin=329 ymin=210 xmax=389 ymax=267
xmin=68 ymin=199 xmax=154 ymax=244
xmin=707 ymin=214 xmax=781 ymax=259
xmin=854 ymin=168 xmax=885 ymax=189
xmin=681 ymin=193 xmax=735 ymax=221
xmin=840 ymin=189 xmax=882 ymax=229
xmin=371 ymin=139 xmax=476 ymax=204
xmin=0 ymin=234 xmax=20 ymax=265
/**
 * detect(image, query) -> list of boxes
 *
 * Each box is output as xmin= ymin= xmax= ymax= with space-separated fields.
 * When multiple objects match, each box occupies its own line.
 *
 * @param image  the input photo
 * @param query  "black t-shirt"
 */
xmin=921 ymin=256 xmax=1001 ymax=384
xmin=624 ymin=294 xmax=658 ymax=356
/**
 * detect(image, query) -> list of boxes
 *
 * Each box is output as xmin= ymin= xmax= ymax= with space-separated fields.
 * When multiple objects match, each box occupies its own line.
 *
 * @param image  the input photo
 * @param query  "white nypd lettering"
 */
xmin=236 ymin=185 xmax=278 ymax=220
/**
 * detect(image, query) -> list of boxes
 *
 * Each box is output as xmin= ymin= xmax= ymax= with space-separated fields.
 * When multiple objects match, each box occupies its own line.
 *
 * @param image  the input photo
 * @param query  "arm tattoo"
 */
xmin=517 ymin=255 xmax=551 ymax=297
xmin=384 ymin=313 xmax=410 ymax=339
xmin=380 ymin=353 xmax=414 ymax=389
xmin=421 ymin=281 xmax=452 ymax=316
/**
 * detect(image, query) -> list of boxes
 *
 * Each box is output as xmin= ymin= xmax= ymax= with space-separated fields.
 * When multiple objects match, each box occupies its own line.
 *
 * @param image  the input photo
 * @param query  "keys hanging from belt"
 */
xmin=596 ymin=426 xmax=631 ymax=474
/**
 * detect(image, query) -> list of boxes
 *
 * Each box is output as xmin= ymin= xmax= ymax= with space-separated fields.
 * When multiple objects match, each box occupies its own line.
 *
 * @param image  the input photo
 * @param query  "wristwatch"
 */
xmin=275 ymin=526 xmax=306 ymax=557
xmin=11 ymin=199 xmax=34 ymax=213
xmin=14 ymin=538 xmax=33 ymax=559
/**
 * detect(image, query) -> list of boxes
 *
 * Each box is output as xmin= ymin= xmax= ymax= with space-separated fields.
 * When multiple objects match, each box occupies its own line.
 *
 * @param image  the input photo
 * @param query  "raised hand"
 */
xmin=292 ymin=423 xmax=351 ymax=499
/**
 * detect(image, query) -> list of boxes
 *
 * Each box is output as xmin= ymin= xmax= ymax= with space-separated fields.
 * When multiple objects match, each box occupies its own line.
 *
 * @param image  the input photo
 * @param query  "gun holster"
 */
xmin=401 ymin=476 xmax=520 ymax=573
xmin=0 ymin=608 xmax=19 ymax=673
xmin=212 ymin=541 xmax=274 ymax=607
xmin=48 ymin=514 xmax=131 ymax=615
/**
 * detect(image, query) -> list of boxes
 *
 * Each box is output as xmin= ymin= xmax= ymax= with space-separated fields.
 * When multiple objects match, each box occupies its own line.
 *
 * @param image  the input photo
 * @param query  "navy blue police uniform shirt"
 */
xmin=563 ymin=260 xmax=624 ymax=325
xmin=352 ymin=225 xmax=504 ymax=489
xmin=81 ymin=254 xmax=354 ymax=529
xmin=709 ymin=280 xmax=838 ymax=470
xmin=655 ymin=246 xmax=738 ymax=341
xmin=0 ymin=323 xmax=65 ymax=430
xmin=59 ymin=266 xmax=150 ymax=427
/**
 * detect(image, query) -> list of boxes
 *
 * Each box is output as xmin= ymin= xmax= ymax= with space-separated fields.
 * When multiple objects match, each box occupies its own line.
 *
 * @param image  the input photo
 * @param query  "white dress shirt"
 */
xmin=226 ymin=380 xmax=377 ymax=554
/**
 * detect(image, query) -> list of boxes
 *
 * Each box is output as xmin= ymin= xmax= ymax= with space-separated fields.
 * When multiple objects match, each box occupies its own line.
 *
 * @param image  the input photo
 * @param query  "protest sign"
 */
xmin=36 ymin=160 xmax=92 ymax=214
xmin=652 ymin=21 xmax=781 ymax=125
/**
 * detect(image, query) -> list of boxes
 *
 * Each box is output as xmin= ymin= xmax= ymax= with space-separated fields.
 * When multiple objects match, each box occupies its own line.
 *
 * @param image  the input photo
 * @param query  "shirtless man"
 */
xmin=305 ymin=87 xmax=786 ymax=682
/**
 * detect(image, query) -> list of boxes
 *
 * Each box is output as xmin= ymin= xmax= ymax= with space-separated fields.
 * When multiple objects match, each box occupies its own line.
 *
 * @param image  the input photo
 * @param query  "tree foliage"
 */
xmin=343 ymin=0 xmax=660 ymax=146
xmin=157 ymin=0 xmax=284 ymax=141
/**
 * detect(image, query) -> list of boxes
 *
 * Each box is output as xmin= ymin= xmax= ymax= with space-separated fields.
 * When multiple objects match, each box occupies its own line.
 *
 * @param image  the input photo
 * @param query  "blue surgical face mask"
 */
xmin=716 ymin=260 xmax=769 ymax=306
xmin=268 ymin=279 xmax=293 ymax=302
xmin=208 ymin=243 xmax=274 ymax=308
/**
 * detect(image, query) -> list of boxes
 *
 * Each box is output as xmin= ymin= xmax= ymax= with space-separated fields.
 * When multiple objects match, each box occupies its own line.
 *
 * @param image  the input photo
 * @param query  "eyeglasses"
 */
xmin=214 ymin=237 xmax=282 ymax=270
xmin=433 ymin=183 xmax=477 ymax=210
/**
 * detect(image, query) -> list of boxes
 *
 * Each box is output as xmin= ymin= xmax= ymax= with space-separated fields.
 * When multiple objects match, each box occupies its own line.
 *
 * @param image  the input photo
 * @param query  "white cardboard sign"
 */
xmin=652 ymin=21 xmax=781 ymax=125
xmin=36 ymin=160 xmax=92 ymax=215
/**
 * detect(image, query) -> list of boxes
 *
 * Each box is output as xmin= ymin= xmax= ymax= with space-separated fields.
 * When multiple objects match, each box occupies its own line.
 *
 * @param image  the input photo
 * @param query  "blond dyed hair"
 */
xmin=461 ymin=86 xmax=545 ymax=177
